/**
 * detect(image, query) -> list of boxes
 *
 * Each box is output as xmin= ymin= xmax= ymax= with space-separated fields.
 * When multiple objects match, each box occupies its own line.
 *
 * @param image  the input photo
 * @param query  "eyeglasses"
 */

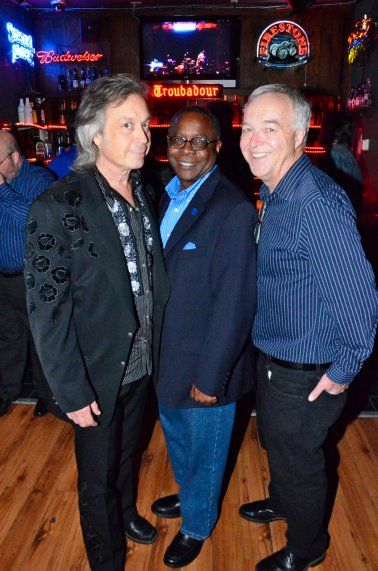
xmin=254 ymin=201 xmax=267 ymax=244
xmin=167 ymin=135 xmax=219 ymax=151
xmin=0 ymin=152 xmax=12 ymax=167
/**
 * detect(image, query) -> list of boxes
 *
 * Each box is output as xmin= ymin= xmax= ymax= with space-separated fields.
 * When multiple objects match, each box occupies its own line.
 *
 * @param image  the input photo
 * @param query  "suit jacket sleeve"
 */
xmin=24 ymin=197 xmax=96 ymax=413
xmin=195 ymin=201 xmax=257 ymax=396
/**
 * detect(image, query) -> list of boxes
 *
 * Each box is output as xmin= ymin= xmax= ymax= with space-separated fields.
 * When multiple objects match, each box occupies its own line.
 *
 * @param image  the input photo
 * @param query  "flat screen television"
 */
xmin=140 ymin=18 xmax=239 ymax=85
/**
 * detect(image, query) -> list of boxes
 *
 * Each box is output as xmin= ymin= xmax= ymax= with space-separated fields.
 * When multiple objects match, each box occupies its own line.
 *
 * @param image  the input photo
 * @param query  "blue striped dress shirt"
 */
xmin=160 ymin=165 xmax=217 ymax=247
xmin=253 ymin=154 xmax=378 ymax=384
xmin=0 ymin=159 xmax=54 ymax=271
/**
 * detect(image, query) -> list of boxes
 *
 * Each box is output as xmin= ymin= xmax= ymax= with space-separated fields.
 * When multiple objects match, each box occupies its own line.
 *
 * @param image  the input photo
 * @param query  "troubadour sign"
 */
xmin=151 ymin=83 xmax=223 ymax=99
xmin=257 ymin=20 xmax=310 ymax=69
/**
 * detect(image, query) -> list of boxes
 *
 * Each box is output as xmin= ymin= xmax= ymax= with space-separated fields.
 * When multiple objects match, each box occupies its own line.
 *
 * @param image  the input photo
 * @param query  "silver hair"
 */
xmin=246 ymin=84 xmax=312 ymax=142
xmin=72 ymin=74 xmax=147 ymax=172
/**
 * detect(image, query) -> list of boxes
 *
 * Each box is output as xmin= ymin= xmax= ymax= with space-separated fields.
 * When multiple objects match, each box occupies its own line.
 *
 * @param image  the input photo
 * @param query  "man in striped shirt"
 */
xmin=239 ymin=84 xmax=377 ymax=571
xmin=0 ymin=131 xmax=54 ymax=417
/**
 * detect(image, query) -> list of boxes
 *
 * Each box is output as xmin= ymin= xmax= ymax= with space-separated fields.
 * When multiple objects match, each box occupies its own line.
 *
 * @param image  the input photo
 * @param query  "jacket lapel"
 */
xmin=80 ymin=172 xmax=134 ymax=313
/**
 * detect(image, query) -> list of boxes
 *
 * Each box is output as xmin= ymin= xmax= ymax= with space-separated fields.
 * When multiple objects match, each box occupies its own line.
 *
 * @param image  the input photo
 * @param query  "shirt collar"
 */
xmin=260 ymin=154 xmax=311 ymax=203
xmin=166 ymin=164 xmax=218 ymax=201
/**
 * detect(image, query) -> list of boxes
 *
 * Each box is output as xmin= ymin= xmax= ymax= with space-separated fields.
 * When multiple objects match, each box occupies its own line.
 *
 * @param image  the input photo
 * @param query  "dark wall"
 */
xmin=0 ymin=1 xmax=36 ymax=122
xmin=30 ymin=5 xmax=354 ymax=98
xmin=1 ymin=3 xmax=355 ymax=123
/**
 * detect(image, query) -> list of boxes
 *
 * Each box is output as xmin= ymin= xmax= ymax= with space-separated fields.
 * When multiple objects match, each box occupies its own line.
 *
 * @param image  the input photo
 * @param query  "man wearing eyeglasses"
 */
xmin=239 ymin=84 xmax=377 ymax=571
xmin=151 ymin=106 xmax=257 ymax=568
xmin=0 ymin=130 xmax=54 ymax=417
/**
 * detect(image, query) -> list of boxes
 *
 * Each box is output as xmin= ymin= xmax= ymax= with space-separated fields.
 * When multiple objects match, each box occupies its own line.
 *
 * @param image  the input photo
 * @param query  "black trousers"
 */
xmin=0 ymin=273 xmax=49 ymax=401
xmin=74 ymin=375 xmax=151 ymax=571
xmin=256 ymin=353 xmax=347 ymax=558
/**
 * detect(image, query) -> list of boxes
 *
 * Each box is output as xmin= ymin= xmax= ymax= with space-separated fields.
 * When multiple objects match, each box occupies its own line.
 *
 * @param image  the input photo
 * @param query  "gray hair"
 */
xmin=72 ymin=74 xmax=147 ymax=172
xmin=246 ymin=84 xmax=312 ymax=141
xmin=168 ymin=105 xmax=221 ymax=140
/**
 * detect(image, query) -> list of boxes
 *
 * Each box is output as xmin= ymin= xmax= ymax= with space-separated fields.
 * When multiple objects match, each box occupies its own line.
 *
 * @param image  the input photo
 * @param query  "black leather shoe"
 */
xmin=33 ymin=399 xmax=48 ymax=417
xmin=151 ymin=494 xmax=181 ymax=519
xmin=163 ymin=531 xmax=204 ymax=568
xmin=0 ymin=398 xmax=12 ymax=417
xmin=124 ymin=515 xmax=157 ymax=544
xmin=239 ymin=498 xmax=287 ymax=524
xmin=256 ymin=546 xmax=326 ymax=570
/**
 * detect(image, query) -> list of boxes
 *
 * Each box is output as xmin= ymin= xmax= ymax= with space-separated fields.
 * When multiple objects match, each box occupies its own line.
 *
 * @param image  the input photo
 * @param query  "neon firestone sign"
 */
xmin=257 ymin=21 xmax=310 ymax=69
xmin=6 ymin=22 xmax=35 ymax=67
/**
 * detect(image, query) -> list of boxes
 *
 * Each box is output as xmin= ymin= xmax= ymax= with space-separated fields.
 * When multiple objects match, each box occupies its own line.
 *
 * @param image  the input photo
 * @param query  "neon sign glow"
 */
xmin=36 ymin=50 xmax=103 ymax=64
xmin=6 ymin=22 xmax=35 ymax=67
xmin=151 ymin=83 xmax=222 ymax=99
xmin=257 ymin=20 xmax=310 ymax=69
xmin=347 ymin=15 xmax=375 ymax=64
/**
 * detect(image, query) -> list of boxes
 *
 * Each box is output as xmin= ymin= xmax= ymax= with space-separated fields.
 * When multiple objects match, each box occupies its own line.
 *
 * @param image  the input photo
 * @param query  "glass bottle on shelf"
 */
xmin=85 ymin=66 xmax=92 ymax=87
xmin=24 ymin=97 xmax=34 ymax=124
xmin=66 ymin=68 xmax=72 ymax=91
xmin=44 ymin=133 xmax=54 ymax=158
xmin=17 ymin=98 xmax=25 ymax=123
xmin=59 ymin=100 xmax=67 ymax=125
xmin=72 ymin=68 xmax=79 ymax=91
xmin=79 ymin=68 xmax=86 ymax=90
xmin=34 ymin=134 xmax=45 ymax=160
xmin=91 ymin=67 xmax=98 ymax=82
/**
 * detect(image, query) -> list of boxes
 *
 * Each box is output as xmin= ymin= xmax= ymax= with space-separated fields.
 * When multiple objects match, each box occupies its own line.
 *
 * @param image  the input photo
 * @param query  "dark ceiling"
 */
xmin=12 ymin=0 xmax=355 ymax=12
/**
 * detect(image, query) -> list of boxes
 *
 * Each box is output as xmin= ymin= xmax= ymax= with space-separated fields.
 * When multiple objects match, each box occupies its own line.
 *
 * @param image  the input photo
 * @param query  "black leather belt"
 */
xmin=263 ymin=353 xmax=331 ymax=371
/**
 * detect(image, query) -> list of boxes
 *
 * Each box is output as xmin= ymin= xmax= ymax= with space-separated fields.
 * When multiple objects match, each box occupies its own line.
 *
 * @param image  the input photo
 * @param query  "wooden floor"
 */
xmin=0 ymin=404 xmax=377 ymax=571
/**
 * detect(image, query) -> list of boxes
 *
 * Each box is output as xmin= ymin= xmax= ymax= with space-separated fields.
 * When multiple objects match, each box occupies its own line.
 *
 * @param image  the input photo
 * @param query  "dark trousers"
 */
xmin=256 ymin=353 xmax=347 ymax=558
xmin=0 ymin=273 xmax=48 ymax=401
xmin=74 ymin=375 xmax=151 ymax=571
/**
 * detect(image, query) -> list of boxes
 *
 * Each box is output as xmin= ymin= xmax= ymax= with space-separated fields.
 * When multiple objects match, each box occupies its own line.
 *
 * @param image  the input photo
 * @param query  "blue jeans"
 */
xmin=159 ymin=401 xmax=236 ymax=540
xmin=257 ymin=353 xmax=347 ymax=558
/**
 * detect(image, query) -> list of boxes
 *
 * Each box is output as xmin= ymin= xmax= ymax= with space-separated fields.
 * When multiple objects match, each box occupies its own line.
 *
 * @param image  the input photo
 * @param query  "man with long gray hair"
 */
xmin=239 ymin=84 xmax=377 ymax=571
xmin=24 ymin=74 xmax=170 ymax=571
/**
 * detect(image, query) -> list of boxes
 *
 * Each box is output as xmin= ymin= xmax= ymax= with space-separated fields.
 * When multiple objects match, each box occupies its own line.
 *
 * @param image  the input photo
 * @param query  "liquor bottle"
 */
xmin=56 ymin=134 xmax=65 ymax=156
xmin=24 ymin=97 xmax=34 ymax=124
xmin=79 ymin=68 xmax=86 ymax=90
xmin=17 ymin=98 xmax=25 ymax=123
xmin=58 ymin=74 xmax=67 ymax=92
xmin=72 ymin=68 xmax=79 ymax=91
xmin=104 ymin=66 xmax=109 ymax=76
xmin=85 ymin=66 xmax=92 ymax=87
xmin=59 ymin=100 xmax=67 ymax=126
xmin=35 ymin=95 xmax=46 ymax=125
xmin=232 ymin=95 xmax=241 ymax=126
xmin=66 ymin=68 xmax=72 ymax=92
xmin=91 ymin=67 xmax=98 ymax=82
xmin=44 ymin=133 xmax=54 ymax=158
xmin=34 ymin=135 xmax=45 ymax=160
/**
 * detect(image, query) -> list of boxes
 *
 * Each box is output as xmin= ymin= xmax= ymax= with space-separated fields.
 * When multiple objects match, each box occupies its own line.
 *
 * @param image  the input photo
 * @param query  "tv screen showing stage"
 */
xmin=140 ymin=19 xmax=239 ymax=83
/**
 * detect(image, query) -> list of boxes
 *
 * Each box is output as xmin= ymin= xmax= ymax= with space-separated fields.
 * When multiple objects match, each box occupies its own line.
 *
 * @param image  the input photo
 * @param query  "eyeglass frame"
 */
xmin=167 ymin=135 xmax=219 ymax=151
xmin=0 ymin=151 xmax=13 ymax=167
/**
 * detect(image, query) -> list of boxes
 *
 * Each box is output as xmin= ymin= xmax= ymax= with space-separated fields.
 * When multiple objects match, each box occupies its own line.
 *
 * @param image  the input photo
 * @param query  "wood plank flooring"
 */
xmin=0 ymin=404 xmax=377 ymax=570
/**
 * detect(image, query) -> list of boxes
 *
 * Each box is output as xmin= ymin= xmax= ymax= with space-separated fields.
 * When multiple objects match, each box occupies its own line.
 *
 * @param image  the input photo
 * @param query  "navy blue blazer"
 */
xmin=156 ymin=168 xmax=258 ymax=408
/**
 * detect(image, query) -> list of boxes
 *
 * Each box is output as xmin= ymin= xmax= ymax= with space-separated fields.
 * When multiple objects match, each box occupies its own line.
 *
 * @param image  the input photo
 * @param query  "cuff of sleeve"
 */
xmin=326 ymin=364 xmax=355 ymax=385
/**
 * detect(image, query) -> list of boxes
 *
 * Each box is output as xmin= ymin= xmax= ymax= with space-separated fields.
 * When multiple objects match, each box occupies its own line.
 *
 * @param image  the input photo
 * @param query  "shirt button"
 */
xmin=142 ymin=263 xmax=146 ymax=268
xmin=127 ymin=332 xmax=133 ymax=337
xmin=174 ymin=208 xmax=179 ymax=213
xmin=121 ymin=361 xmax=126 ymax=367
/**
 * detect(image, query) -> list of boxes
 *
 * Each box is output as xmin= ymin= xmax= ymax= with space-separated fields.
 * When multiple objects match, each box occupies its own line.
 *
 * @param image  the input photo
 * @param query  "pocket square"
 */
xmin=183 ymin=241 xmax=197 ymax=250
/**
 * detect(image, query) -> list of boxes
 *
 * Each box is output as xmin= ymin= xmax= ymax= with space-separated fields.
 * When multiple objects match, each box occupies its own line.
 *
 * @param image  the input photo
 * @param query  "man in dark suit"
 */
xmin=24 ymin=74 xmax=170 ymax=571
xmin=151 ymin=106 xmax=257 ymax=568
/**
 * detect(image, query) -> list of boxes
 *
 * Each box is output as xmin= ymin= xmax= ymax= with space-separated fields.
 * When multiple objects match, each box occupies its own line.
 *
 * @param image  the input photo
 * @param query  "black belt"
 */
xmin=0 ymin=270 xmax=23 ymax=277
xmin=263 ymin=353 xmax=331 ymax=371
